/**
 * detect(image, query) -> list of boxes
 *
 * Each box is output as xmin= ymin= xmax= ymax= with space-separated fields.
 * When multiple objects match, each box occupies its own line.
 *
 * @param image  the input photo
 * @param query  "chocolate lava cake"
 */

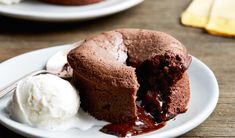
xmin=67 ymin=29 xmax=192 ymax=124
xmin=41 ymin=0 xmax=102 ymax=5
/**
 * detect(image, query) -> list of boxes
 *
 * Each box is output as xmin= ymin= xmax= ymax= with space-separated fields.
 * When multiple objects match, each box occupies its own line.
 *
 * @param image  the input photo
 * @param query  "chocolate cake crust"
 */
xmin=68 ymin=29 xmax=191 ymax=123
xmin=68 ymin=31 xmax=139 ymax=123
xmin=116 ymin=29 xmax=191 ymax=68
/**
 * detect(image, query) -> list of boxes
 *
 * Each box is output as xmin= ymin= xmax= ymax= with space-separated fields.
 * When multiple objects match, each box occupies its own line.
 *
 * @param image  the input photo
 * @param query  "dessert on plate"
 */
xmin=68 ymin=28 xmax=192 ymax=136
xmin=8 ymin=28 xmax=191 ymax=137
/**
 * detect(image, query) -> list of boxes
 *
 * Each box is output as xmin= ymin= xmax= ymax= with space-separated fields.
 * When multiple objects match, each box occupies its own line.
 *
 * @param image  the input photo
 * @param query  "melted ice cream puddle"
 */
xmin=33 ymin=109 xmax=108 ymax=131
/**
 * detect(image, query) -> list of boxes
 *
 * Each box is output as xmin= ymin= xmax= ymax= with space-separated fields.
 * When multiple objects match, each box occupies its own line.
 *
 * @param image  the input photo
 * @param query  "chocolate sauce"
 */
xmin=100 ymin=105 xmax=166 ymax=137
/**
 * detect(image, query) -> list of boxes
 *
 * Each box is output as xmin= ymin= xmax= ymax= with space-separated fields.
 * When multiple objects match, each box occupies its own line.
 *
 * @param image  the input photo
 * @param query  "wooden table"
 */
xmin=0 ymin=0 xmax=234 ymax=137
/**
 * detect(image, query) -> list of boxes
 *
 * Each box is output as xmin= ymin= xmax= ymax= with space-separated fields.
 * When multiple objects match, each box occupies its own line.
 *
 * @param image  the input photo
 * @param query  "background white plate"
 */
xmin=0 ymin=44 xmax=219 ymax=138
xmin=0 ymin=0 xmax=143 ymax=21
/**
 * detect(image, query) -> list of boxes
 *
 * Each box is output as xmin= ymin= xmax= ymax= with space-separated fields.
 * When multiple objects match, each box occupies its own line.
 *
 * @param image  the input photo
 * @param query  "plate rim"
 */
xmin=0 ymin=0 xmax=144 ymax=21
xmin=0 ymin=45 xmax=219 ymax=138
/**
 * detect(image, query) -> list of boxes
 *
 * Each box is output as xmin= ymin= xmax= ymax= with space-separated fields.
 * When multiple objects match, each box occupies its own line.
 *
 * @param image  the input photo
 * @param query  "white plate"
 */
xmin=0 ymin=44 xmax=219 ymax=138
xmin=0 ymin=0 xmax=143 ymax=21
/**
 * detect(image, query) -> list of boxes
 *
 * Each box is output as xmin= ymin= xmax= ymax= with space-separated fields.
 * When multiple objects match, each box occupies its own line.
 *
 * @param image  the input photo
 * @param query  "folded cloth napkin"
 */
xmin=181 ymin=0 xmax=214 ymax=28
xmin=181 ymin=0 xmax=235 ymax=37
xmin=206 ymin=0 xmax=235 ymax=36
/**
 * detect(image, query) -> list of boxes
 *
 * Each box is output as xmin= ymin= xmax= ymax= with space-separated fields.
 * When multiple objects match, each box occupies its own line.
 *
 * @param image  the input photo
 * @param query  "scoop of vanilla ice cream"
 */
xmin=11 ymin=74 xmax=80 ymax=129
xmin=0 ymin=0 xmax=22 ymax=5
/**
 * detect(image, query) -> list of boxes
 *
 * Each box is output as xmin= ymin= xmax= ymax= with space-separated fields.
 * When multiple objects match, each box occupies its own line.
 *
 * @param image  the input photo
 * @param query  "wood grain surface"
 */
xmin=0 ymin=0 xmax=234 ymax=137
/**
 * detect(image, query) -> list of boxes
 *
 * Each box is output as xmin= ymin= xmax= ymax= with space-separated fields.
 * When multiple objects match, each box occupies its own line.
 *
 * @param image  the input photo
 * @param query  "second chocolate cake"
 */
xmin=68 ymin=29 xmax=191 ymax=123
